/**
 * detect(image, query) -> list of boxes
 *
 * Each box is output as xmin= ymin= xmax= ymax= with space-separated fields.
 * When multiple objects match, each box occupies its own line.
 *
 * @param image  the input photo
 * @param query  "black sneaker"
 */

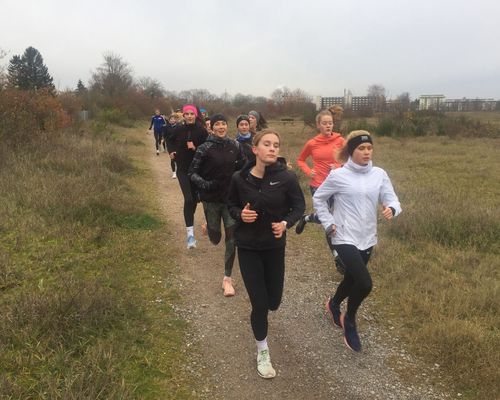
xmin=340 ymin=314 xmax=361 ymax=352
xmin=295 ymin=215 xmax=307 ymax=234
xmin=325 ymin=299 xmax=342 ymax=328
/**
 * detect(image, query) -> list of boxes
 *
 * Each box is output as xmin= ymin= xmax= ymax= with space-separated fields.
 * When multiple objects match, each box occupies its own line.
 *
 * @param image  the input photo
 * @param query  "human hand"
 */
xmin=187 ymin=141 xmax=196 ymax=150
xmin=241 ymin=203 xmax=258 ymax=223
xmin=310 ymin=169 xmax=316 ymax=178
xmin=327 ymin=224 xmax=337 ymax=236
xmin=382 ymin=205 xmax=393 ymax=220
xmin=169 ymin=152 xmax=176 ymax=160
xmin=271 ymin=221 xmax=286 ymax=238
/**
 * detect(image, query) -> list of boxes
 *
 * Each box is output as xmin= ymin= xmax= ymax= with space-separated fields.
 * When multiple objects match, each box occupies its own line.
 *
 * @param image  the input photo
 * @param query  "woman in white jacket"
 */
xmin=313 ymin=130 xmax=401 ymax=352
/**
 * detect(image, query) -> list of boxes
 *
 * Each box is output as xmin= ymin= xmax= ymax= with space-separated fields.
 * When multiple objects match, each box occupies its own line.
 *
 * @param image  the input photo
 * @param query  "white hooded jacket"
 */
xmin=312 ymin=158 xmax=402 ymax=250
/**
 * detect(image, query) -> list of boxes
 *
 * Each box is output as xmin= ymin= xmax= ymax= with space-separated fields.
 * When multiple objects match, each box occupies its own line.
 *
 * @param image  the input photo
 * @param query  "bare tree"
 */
xmin=137 ymin=77 xmax=165 ymax=99
xmin=90 ymin=52 xmax=134 ymax=98
xmin=367 ymin=84 xmax=386 ymax=112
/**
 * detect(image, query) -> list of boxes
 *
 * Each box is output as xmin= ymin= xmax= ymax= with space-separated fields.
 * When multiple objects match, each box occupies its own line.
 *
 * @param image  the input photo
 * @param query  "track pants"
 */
xmin=176 ymin=169 xmax=198 ymax=227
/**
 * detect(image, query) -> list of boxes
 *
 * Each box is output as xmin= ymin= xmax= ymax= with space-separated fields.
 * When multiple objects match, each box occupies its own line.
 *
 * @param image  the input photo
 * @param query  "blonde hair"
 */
xmin=328 ymin=105 xmax=344 ymax=121
xmin=337 ymin=130 xmax=372 ymax=163
xmin=252 ymin=129 xmax=281 ymax=146
xmin=315 ymin=110 xmax=333 ymax=125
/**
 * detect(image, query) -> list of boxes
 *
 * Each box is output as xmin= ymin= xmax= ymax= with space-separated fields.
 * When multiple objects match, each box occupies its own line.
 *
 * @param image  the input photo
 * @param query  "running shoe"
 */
xmin=156 ymin=149 xmax=160 ymax=155
xmin=222 ymin=276 xmax=235 ymax=297
xmin=257 ymin=349 xmax=276 ymax=379
xmin=325 ymin=299 xmax=342 ymax=328
xmin=340 ymin=314 xmax=361 ymax=352
xmin=187 ymin=235 xmax=197 ymax=249
xmin=172 ymin=172 xmax=177 ymax=179
xmin=295 ymin=215 xmax=307 ymax=234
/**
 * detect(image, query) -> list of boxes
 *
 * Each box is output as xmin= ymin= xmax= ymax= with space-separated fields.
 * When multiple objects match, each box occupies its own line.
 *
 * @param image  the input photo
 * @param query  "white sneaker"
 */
xmin=156 ymin=149 xmax=160 ymax=155
xmin=172 ymin=172 xmax=177 ymax=179
xmin=257 ymin=349 xmax=276 ymax=379
xmin=187 ymin=235 xmax=196 ymax=249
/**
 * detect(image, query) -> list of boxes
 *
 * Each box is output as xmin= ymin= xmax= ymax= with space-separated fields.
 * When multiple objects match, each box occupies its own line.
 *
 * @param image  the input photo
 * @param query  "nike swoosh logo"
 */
xmin=270 ymin=181 xmax=280 ymax=185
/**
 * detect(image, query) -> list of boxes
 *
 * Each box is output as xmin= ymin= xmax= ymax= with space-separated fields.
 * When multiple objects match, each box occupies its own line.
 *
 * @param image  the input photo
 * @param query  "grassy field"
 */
xmin=270 ymin=118 xmax=500 ymax=400
xmin=0 ymin=126 xmax=198 ymax=398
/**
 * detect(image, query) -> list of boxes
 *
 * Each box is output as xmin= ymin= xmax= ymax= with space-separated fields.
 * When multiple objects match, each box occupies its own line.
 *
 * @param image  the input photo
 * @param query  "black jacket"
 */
xmin=166 ymin=122 xmax=208 ymax=172
xmin=189 ymin=135 xmax=245 ymax=203
xmin=227 ymin=157 xmax=305 ymax=250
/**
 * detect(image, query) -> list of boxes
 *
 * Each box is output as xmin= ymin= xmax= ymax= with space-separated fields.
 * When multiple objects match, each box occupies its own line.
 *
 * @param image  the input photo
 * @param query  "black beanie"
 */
xmin=236 ymin=114 xmax=250 ymax=127
xmin=210 ymin=113 xmax=227 ymax=129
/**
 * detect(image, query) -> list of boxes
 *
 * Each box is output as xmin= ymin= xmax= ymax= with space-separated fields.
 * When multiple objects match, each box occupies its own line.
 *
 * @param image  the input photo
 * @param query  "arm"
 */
xmin=227 ymin=174 xmax=243 ymax=221
xmin=149 ymin=117 xmax=153 ymax=130
xmin=234 ymin=141 xmax=246 ymax=171
xmin=189 ymin=145 xmax=217 ymax=190
xmin=296 ymin=142 xmax=314 ymax=177
xmin=379 ymin=171 xmax=402 ymax=219
xmin=312 ymin=172 xmax=337 ymax=231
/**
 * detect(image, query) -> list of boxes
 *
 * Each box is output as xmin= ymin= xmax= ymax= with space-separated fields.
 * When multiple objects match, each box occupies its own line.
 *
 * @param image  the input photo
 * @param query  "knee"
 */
xmin=359 ymin=276 xmax=373 ymax=296
xmin=208 ymin=229 xmax=222 ymax=245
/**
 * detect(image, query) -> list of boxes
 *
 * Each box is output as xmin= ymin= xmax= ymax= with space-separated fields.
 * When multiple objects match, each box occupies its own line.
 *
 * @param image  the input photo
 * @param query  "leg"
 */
xmin=203 ymin=202 xmax=222 ymax=245
xmin=221 ymin=205 xmax=236 ymax=278
xmin=262 ymin=247 xmax=286 ymax=311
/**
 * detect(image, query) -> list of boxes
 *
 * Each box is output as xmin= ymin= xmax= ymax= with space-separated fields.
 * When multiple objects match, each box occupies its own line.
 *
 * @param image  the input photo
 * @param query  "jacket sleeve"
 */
xmin=379 ymin=170 xmax=402 ymax=217
xmin=227 ymin=173 xmax=243 ymax=221
xmin=283 ymin=172 xmax=306 ymax=227
xmin=296 ymin=142 xmax=313 ymax=176
xmin=189 ymin=145 xmax=217 ymax=190
xmin=312 ymin=171 xmax=337 ymax=231
xmin=149 ymin=117 xmax=154 ymax=130
xmin=234 ymin=141 xmax=246 ymax=171
xmin=166 ymin=125 xmax=179 ymax=153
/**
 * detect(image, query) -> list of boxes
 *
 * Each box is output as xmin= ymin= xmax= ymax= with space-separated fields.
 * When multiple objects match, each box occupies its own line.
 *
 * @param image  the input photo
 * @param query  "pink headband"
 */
xmin=182 ymin=104 xmax=198 ymax=117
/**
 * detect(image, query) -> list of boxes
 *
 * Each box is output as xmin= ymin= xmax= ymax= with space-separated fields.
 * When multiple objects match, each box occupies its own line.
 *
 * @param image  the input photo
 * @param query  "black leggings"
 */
xmin=153 ymin=131 xmax=162 ymax=150
xmin=331 ymin=244 xmax=373 ymax=320
xmin=238 ymin=247 xmax=285 ymax=341
xmin=176 ymin=169 xmax=198 ymax=227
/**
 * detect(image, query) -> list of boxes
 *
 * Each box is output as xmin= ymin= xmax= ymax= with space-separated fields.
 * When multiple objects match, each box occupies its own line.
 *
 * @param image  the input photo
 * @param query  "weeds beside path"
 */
xmin=142 ymin=127 xmax=453 ymax=400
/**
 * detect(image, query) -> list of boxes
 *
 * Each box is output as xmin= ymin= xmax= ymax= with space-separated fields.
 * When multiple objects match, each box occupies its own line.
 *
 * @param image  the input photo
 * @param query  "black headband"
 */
xmin=347 ymin=134 xmax=373 ymax=155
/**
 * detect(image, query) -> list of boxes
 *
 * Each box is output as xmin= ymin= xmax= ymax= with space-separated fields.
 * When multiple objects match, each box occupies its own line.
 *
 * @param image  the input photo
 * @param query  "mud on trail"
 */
xmin=144 ymin=135 xmax=452 ymax=400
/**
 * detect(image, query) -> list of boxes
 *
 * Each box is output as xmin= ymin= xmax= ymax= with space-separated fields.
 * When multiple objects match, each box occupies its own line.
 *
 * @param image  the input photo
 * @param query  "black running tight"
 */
xmin=331 ymin=244 xmax=373 ymax=320
xmin=238 ymin=246 xmax=285 ymax=341
xmin=176 ymin=169 xmax=198 ymax=227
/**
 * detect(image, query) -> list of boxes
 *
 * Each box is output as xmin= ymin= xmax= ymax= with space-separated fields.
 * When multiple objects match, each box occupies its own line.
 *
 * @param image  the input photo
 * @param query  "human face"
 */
xmin=252 ymin=133 xmax=280 ymax=165
xmin=169 ymin=117 xmax=176 ymax=124
xmin=155 ymin=110 xmax=160 ymax=116
xmin=212 ymin=120 xmax=228 ymax=138
xmin=183 ymin=111 xmax=196 ymax=124
xmin=248 ymin=114 xmax=257 ymax=130
xmin=351 ymin=142 xmax=373 ymax=165
xmin=238 ymin=120 xmax=250 ymax=134
xmin=317 ymin=115 xmax=333 ymax=135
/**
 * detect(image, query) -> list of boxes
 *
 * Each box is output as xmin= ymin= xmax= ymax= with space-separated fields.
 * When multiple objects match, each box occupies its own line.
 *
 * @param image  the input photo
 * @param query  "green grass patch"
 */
xmin=0 ymin=125 xmax=196 ymax=399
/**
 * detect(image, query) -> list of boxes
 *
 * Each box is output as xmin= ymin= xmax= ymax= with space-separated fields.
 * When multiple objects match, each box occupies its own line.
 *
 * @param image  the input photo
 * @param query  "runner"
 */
xmin=189 ymin=114 xmax=245 ymax=296
xmin=248 ymin=110 xmax=268 ymax=134
xmin=227 ymin=130 xmax=305 ymax=378
xmin=164 ymin=114 xmax=179 ymax=178
xmin=166 ymin=104 xmax=208 ymax=248
xmin=235 ymin=114 xmax=254 ymax=163
xmin=295 ymin=109 xmax=345 ymax=272
xmin=148 ymin=109 xmax=167 ymax=155
xmin=313 ymin=130 xmax=402 ymax=352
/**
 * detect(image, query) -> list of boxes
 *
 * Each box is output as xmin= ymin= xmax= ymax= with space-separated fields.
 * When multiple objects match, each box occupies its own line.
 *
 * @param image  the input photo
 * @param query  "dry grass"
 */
xmin=270 ymin=120 xmax=500 ymax=400
xmin=0 ymin=127 xmax=196 ymax=399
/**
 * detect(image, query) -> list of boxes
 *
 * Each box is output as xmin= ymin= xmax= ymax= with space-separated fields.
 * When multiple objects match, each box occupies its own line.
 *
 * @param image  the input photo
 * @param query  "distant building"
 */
xmin=317 ymin=89 xmax=380 ymax=112
xmin=443 ymin=98 xmax=497 ymax=112
xmin=418 ymin=95 xmax=446 ymax=111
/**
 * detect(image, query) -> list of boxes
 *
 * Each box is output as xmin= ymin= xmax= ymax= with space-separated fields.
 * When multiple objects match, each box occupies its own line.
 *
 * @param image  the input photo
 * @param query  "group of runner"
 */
xmin=148 ymin=104 xmax=401 ymax=378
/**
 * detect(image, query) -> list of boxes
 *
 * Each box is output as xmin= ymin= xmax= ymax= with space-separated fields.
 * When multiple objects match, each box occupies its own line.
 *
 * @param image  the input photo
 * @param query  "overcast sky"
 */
xmin=1 ymin=0 xmax=499 ymax=100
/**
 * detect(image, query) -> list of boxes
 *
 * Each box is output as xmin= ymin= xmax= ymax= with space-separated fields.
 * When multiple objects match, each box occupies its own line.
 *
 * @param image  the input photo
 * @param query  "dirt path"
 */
xmin=146 ymin=136 xmax=452 ymax=400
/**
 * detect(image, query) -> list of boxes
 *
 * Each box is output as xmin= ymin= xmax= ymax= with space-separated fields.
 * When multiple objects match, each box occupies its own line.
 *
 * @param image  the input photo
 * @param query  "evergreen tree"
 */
xmin=7 ymin=47 xmax=55 ymax=93
xmin=76 ymin=79 xmax=87 ymax=95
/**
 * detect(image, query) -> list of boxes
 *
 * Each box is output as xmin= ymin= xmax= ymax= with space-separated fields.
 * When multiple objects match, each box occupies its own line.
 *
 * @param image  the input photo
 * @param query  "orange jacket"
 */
xmin=296 ymin=132 xmax=345 ymax=188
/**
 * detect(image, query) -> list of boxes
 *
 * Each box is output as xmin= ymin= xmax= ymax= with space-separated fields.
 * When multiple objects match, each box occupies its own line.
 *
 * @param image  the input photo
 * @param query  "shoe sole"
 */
xmin=257 ymin=370 xmax=276 ymax=379
xmin=325 ymin=300 xmax=342 ymax=328
xmin=339 ymin=314 xmax=361 ymax=352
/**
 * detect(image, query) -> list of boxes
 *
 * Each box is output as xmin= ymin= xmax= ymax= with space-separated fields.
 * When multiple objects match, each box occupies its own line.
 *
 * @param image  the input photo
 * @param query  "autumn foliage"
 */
xmin=0 ymin=88 xmax=71 ymax=143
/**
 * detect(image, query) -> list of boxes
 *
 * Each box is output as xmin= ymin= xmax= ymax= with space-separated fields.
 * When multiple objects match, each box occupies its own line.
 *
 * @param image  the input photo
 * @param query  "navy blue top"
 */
xmin=149 ymin=115 xmax=166 ymax=132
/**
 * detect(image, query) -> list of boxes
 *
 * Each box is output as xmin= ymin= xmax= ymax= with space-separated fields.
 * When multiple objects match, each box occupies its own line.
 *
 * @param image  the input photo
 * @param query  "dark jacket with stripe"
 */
xmin=188 ymin=135 xmax=245 ymax=203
